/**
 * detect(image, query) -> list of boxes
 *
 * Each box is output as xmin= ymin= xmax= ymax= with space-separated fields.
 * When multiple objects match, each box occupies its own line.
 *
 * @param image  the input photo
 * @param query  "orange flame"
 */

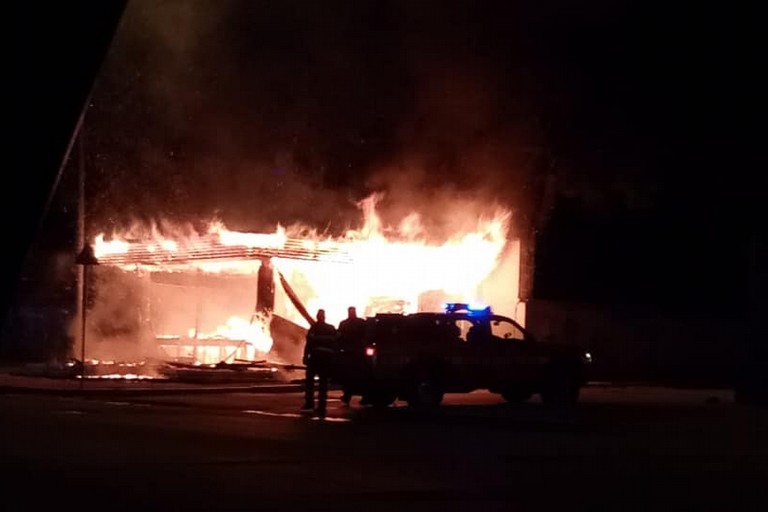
xmin=193 ymin=315 xmax=273 ymax=354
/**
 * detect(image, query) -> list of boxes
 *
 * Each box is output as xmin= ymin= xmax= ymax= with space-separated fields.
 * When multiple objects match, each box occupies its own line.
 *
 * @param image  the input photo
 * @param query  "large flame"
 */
xmin=194 ymin=315 xmax=273 ymax=354
xmin=93 ymin=195 xmax=513 ymax=360
xmin=275 ymin=196 xmax=510 ymax=325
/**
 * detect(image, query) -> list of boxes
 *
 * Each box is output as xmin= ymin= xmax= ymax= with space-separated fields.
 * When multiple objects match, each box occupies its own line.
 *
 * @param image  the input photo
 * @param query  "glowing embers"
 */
xmin=76 ymin=359 xmax=162 ymax=380
xmin=157 ymin=335 xmax=259 ymax=366
xmin=81 ymin=373 xmax=156 ymax=380
xmin=153 ymin=313 xmax=273 ymax=365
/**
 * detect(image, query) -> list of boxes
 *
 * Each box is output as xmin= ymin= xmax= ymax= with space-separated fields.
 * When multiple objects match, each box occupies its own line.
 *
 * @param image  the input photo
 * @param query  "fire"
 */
xmin=212 ymin=221 xmax=287 ymax=249
xmin=158 ymin=316 xmax=272 ymax=365
xmin=94 ymin=234 xmax=130 ymax=257
xmin=196 ymin=315 xmax=273 ymax=354
xmin=275 ymin=196 xmax=510 ymax=325
xmin=91 ymin=195 xmax=514 ymax=359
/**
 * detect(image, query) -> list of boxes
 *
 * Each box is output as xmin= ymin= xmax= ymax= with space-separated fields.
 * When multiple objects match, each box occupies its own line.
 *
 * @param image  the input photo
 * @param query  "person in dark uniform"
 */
xmin=302 ymin=309 xmax=337 ymax=414
xmin=337 ymin=306 xmax=367 ymax=404
xmin=467 ymin=320 xmax=491 ymax=344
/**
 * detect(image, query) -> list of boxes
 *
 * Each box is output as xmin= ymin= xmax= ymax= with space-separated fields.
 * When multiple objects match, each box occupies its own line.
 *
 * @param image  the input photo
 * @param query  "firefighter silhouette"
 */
xmin=337 ymin=306 xmax=367 ymax=404
xmin=302 ymin=309 xmax=337 ymax=414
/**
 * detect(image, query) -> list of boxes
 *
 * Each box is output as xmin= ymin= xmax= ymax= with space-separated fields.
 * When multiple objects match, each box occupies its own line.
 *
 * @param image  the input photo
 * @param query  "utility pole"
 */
xmin=75 ymin=244 xmax=98 ymax=389
xmin=74 ymin=128 xmax=86 ymax=361
xmin=73 ymin=118 xmax=99 ymax=390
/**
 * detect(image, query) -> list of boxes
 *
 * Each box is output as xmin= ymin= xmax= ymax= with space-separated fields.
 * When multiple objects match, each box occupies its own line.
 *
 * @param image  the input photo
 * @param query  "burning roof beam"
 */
xmin=96 ymin=234 xmax=352 ymax=266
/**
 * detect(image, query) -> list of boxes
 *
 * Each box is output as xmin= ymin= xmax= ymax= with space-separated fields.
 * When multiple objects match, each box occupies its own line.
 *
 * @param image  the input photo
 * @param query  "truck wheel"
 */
xmin=540 ymin=375 xmax=580 ymax=405
xmin=406 ymin=375 xmax=444 ymax=409
xmin=501 ymin=388 xmax=532 ymax=404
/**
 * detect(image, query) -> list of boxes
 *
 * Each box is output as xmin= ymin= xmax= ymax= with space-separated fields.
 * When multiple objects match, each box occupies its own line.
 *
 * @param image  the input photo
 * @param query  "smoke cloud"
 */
xmin=82 ymin=267 xmax=159 ymax=364
xmin=86 ymin=1 xmax=551 ymax=237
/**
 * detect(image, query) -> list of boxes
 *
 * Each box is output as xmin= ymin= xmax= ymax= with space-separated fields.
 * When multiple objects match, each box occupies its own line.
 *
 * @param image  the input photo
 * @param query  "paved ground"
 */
xmin=2 ymin=382 xmax=766 ymax=512
xmin=0 ymin=365 xmax=303 ymax=394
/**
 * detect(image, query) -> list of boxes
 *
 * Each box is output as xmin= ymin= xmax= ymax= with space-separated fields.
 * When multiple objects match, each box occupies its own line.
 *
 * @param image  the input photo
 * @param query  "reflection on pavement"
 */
xmin=241 ymin=409 xmax=351 ymax=422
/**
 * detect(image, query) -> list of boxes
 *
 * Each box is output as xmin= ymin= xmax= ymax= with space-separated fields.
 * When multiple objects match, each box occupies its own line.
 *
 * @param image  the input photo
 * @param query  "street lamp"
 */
xmin=75 ymin=244 xmax=99 ymax=389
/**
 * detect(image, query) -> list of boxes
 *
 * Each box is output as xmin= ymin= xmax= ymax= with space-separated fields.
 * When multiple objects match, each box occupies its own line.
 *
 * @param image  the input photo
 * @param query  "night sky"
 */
xmin=9 ymin=1 xmax=757 ymax=319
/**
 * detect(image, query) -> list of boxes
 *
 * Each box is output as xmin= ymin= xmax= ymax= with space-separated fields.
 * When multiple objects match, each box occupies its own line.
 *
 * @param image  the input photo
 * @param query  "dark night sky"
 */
xmin=10 ymin=1 xmax=758 ymax=318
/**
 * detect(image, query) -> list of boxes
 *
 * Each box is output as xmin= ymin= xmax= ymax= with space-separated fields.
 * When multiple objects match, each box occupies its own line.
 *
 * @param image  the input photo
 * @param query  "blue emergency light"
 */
xmin=443 ymin=303 xmax=492 ymax=315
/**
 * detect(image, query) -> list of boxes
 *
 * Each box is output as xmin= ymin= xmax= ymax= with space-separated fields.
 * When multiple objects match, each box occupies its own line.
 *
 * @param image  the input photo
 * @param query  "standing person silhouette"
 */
xmin=301 ymin=309 xmax=337 ymax=415
xmin=337 ymin=306 xmax=367 ymax=404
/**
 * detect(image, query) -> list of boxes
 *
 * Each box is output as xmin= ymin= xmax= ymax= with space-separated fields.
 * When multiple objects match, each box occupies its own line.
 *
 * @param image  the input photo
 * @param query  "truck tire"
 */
xmin=405 ymin=369 xmax=444 ymax=409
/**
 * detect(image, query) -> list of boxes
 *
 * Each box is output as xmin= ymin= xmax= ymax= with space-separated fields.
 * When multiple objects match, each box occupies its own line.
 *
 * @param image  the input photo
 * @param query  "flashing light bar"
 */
xmin=443 ymin=303 xmax=492 ymax=315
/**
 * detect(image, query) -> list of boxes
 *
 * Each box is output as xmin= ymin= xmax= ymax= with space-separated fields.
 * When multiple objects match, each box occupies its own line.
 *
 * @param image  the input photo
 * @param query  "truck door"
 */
xmin=489 ymin=317 xmax=536 ymax=384
xmin=454 ymin=317 xmax=495 ymax=388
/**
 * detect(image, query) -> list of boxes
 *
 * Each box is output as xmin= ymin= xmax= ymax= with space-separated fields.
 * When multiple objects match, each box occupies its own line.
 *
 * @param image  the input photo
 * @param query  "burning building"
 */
xmin=85 ymin=195 xmax=523 ymax=369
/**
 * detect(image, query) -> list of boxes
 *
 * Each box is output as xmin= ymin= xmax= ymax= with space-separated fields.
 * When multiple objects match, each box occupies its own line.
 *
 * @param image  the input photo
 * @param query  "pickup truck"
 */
xmin=332 ymin=303 xmax=592 ymax=408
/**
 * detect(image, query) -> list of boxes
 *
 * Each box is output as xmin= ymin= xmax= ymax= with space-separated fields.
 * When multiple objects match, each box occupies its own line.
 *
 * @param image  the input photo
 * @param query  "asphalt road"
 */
xmin=2 ymin=387 xmax=766 ymax=511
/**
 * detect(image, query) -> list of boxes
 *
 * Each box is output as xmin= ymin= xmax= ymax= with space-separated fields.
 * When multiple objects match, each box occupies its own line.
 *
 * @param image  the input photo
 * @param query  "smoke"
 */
xmin=87 ymin=0 xmax=371 ymax=229
xmin=79 ymin=266 xmax=279 ymax=365
xmin=82 ymin=267 xmax=159 ymax=364
xmin=84 ymin=0 xmax=674 ymax=247
xmin=85 ymin=1 xmax=546 ymax=237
